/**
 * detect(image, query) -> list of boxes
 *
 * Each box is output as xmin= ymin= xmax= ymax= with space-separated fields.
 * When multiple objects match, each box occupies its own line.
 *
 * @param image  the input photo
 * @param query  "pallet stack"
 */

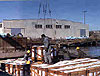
xmin=31 ymin=45 xmax=57 ymax=63
xmin=1 ymin=45 xmax=100 ymax=76
xmin=1 ymin=59 xmax=30 ymax=76
xmin=30 ymin=58 xmax=100 ymax=76
xmin=31 ymin=45 xmax=44 ymax=63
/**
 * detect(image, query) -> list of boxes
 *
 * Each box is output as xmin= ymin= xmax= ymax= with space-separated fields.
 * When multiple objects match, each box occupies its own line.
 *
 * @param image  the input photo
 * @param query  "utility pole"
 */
xmin=83 ymin=11 xmax=87 ymax=24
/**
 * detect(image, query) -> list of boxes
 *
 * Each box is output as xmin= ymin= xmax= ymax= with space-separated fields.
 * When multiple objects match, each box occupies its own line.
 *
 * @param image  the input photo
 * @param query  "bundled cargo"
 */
xmin=31 ymin=45 xmax=44 ymax=62
xmin=1 ymin=58 xmax=30 ymax=76
xmin=30 ymin=58 xmax=100 ymax=76
xmin=1 ymin=59 xmax=16 ymax=71
xmin=31 ymin=45 xmax=57 ymax=63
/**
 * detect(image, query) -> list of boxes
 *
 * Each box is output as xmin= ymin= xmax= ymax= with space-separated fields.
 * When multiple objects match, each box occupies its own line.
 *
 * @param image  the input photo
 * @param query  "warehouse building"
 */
xmin=2 ymin=19 xmax=89 ymax=39
xmin=0 ymin=23 xmax=3 ymax=34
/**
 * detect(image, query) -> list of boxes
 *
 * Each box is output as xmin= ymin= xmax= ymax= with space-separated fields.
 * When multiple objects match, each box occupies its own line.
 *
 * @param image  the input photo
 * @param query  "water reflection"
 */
xmin=88 ymin=46 xmax=100 ymax=57
xmin=66 ymin=46 xmax=100 ymax=57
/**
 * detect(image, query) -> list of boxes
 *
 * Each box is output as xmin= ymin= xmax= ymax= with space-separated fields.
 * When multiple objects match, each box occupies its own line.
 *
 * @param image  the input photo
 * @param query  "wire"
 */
xmin=47 ymin=0 xmax=51 ymax=17
xmin=37 ymin=0 xmax=52 ymax=34
xmin=38 ymin=0 xmax=52 ymax=19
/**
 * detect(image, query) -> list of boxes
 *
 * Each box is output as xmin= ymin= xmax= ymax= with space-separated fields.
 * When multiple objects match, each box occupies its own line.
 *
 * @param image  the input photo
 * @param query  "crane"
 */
xmin=38 ymin=0 xmax=51 ymax=19
xmin=37 ymin=0 xmax=52 ymax=34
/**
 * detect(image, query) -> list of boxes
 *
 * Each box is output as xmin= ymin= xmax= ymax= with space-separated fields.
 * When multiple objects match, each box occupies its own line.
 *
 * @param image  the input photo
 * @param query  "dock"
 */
xmin=0 ymin=45 xmax=100 ymax=76
xmin=1 ymin=58 xmax=100 ymax=76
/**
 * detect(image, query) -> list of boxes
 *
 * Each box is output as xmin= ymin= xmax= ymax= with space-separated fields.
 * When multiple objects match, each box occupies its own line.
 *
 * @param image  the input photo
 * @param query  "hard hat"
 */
xmin=76 ymin=47 xmax=80 ymax=50
xmin=26 ymin=61 xmax=30 ymax=64
xmin=27 ymin=50 xmax=30 ymax=53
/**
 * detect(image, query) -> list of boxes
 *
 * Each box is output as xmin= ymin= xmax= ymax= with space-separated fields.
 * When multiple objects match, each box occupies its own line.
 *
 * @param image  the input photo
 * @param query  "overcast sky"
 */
xmin=0 ymin=0 xmax=100 ymax=30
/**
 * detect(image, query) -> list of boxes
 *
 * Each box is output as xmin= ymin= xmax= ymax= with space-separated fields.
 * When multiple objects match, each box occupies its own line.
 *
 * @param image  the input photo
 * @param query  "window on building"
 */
xmin=0 ymin=24 xmax=2 ymax=28
xmin=46 ymin=25 xmax=52 ymax=29
xmin=56 ymin=25 xmax=62 ymax=29
xmin=35 ymin=24 xmax=42 ymax=29
xmin=64 ymin=25 xmax=70 ymax=29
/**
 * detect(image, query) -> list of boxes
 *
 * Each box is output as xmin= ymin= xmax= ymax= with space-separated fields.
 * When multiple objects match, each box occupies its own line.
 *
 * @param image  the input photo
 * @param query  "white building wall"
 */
xmin=0 ymin=23 xmax=4 ymax=34
xmin=2 ymin=19 xmax=89 ymax=39
xmin=0 ymin=28 xmax=3 ymax=33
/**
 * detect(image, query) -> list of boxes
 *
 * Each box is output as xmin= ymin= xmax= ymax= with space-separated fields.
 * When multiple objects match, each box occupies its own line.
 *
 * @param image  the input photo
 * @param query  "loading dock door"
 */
xmin=80 ymin=29 xmax=86 ymax=37
xmin=11 ymin=28 xmax=21 ymax=35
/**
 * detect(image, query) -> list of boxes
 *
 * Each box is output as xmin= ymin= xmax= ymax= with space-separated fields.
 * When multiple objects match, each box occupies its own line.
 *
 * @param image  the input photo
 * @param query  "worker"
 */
xmin=41 ymin=34 xmax=52 ymax=64
xmin=50 ymin=47 xmax=54 ymax=60
xmin=63 ymin=47 xmax=71 ymax=60
xmin=51 ymin=46 xmax=59 ymax=63
xmin=24 ymin=49 xmax=31 ymax=61
xmin=76 ymin=47 xmax=87 ymax=58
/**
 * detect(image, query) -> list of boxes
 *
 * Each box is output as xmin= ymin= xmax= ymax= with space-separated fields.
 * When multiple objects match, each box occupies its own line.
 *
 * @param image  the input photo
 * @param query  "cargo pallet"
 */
xmin=30 ymin=58 xmax=100 ymax=76
xmin=5 ymin=63 xmax=30 ymax=76
xmin=2 ymin=45 xmax=100 ymax=76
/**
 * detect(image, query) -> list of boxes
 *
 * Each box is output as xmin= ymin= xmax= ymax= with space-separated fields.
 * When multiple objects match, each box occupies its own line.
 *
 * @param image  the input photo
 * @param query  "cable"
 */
xmin=47 ymin=0 xmax=51 ymax=17
xmin=37 ymin=0 xmax=52 ymax=34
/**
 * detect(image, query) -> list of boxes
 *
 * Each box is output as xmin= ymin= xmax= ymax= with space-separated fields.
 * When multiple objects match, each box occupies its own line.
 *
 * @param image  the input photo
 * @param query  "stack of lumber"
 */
xmin=0 ymin=58 xmax=30 ymax=76
xmin=31 ymin=58 xmax=100 ymax=76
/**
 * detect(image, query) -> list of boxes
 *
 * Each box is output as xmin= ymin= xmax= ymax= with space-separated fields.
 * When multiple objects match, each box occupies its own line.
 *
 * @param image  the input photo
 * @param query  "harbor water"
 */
xmin=67 ymin=46 xmax=100 ymax=58
xmin=86 ymin=46 xmax=100 ymax=57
